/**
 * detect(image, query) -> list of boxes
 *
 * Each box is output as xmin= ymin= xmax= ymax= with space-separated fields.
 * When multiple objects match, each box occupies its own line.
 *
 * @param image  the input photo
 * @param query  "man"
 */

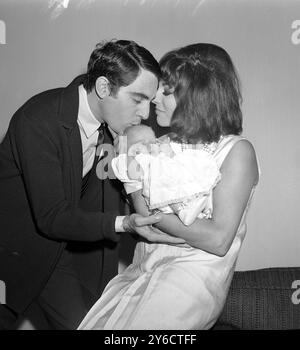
xmin=0 ymin=40 xmax=183 ymax=330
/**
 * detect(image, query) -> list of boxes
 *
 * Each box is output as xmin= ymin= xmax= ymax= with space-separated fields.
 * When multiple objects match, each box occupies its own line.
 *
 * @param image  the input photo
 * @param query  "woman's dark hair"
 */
xmin=160 ymin=43 xmax=242 ymax=144
xmin=83 ymin=40 xmax=161 ymax=95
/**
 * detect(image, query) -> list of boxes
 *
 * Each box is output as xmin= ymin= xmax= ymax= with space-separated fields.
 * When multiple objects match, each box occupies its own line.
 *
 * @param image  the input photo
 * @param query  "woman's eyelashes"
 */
xmin=162 ymin=86 xmax=174 ymax=96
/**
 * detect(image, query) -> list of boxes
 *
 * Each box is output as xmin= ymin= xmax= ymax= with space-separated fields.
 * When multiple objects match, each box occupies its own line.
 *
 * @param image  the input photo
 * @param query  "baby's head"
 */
xmin=123 ymin=125 xmax=156 ymax=154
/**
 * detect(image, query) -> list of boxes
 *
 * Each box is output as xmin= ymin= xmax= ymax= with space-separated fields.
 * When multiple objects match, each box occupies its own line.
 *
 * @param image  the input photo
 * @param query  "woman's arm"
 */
xmin=128 ymin=190 xmax=186 ymax=244
xmin=153 ymin=140 xmax=259 ymax=256
xmin=130 ymin=189 xmax=151 ymax=217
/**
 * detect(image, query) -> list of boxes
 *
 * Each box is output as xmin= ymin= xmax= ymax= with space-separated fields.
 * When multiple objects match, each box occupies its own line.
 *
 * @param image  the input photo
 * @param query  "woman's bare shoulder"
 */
xmin=222 ymin=138 xmax=259 ymax=185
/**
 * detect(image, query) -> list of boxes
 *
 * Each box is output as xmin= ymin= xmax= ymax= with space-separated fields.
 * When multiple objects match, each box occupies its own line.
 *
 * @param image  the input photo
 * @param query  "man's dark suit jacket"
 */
xmin=0 ymin=76 xmax=125 ymax=314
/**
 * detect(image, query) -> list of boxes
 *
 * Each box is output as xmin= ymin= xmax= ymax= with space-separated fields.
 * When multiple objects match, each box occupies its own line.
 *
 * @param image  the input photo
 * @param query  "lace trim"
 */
xmin=147 ymin=172 xmax=221 ymax=210
xmin=175 ymin=135 xmax=225 ymax=155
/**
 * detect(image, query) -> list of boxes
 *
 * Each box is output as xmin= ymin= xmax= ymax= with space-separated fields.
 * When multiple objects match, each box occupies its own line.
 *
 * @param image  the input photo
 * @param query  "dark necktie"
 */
xmin=81 ymin=123 xmax=106 ymax=196
xmin=95 ymin=123 xmax=106 ymax=159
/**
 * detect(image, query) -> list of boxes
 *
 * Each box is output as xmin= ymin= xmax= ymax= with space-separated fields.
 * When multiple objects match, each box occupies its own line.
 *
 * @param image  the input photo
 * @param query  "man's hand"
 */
xmin=122 ymin=214 xmax=186 ymax=244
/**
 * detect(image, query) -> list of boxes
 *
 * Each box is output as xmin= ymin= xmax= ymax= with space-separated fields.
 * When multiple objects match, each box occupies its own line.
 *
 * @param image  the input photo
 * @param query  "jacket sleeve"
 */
xmin=12 ymin=111 xmax=120 ymax=243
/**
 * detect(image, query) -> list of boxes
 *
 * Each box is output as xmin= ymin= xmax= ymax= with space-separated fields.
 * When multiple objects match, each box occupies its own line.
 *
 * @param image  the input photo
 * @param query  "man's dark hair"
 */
xmin=83 ymin=40 xmax=161 ymax=95
xmin=160 ymin=43 xmax=243 ymax=144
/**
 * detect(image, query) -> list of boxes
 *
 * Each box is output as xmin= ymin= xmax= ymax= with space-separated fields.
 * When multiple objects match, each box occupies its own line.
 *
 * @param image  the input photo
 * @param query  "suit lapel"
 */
xmin=59 ymin=75 xmax=85 ymax=203
xmin=68 ymin=127 xmax=83 ymax=203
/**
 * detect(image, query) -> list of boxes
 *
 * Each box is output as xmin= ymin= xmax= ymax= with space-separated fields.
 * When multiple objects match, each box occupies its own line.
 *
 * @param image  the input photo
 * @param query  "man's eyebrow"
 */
xmin=129 ymin=92 xmax=151 ymax=100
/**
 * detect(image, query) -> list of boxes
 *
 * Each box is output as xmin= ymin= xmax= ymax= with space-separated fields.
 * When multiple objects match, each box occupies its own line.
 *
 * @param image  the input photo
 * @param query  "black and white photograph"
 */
xmin=0 ymin=0 xmax=299 ymax=332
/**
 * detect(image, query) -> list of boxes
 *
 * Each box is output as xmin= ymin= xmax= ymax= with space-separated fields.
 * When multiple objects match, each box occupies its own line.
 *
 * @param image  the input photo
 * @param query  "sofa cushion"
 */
xmin=213 ymin=267 xmax=300 ymax=330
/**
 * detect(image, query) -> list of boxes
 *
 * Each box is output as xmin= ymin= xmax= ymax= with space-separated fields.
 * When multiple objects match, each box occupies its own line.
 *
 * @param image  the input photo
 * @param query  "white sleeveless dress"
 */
xmin=78 ymin=135 xmax=259 ymax=330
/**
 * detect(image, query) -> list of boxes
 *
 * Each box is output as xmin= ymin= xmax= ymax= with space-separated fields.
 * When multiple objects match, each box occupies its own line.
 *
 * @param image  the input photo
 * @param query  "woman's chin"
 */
xmin=156 ymin=115 xmax=169 ymax=127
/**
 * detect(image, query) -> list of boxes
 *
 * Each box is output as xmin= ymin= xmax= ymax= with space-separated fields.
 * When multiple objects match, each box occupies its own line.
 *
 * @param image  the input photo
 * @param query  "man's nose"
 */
xmin=137 ymin=103 xmax=150 ymax=120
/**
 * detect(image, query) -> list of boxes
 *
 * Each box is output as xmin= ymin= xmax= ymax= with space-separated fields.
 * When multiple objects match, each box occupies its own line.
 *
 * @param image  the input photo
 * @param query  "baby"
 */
xmin=120 ymin=125 xmax=174 ymax=181
xmin=112 ymin=125 xmax=221 ymax=225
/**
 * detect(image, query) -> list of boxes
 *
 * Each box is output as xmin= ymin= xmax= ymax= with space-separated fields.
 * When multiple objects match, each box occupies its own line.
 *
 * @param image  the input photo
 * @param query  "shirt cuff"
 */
xmin=115 ymin=215 xmax=126 ymax=232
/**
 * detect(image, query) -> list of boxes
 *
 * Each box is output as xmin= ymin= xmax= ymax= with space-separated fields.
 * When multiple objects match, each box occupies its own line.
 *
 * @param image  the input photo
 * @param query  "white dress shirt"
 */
xmin=77 ymin=84 xmax=101 ymax=177
xmin=77 ymin=85 xmax=125 ymax=232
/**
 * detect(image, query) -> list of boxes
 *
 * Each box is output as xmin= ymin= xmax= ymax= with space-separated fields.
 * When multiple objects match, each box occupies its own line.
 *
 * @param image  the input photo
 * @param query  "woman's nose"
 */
xmin=152 ymin=92 xmax=161 ymax=105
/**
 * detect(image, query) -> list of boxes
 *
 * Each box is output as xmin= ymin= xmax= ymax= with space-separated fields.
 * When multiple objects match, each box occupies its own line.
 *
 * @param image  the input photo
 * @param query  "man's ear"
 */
xmin=95 ymin=76 xmax=111 ymax=98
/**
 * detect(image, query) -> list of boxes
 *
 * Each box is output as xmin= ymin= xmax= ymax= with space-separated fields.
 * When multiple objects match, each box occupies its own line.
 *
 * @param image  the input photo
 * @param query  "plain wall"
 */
xmin=0 ymin=0 xmax=299 ymax=270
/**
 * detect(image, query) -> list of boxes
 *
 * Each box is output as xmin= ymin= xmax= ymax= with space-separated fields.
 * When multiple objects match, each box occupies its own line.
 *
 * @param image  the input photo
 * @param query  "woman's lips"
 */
xmin=155 ymin=108 xmax=165 ymax=113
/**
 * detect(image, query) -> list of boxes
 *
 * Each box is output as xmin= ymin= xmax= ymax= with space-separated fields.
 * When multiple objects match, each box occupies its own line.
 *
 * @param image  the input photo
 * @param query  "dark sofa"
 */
xmin=213 ymin=267 xmax=300 ymax=330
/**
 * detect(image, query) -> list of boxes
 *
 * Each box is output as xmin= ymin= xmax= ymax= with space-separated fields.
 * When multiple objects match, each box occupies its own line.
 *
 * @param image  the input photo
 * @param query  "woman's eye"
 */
xmin=162 ymin=84 xmax=174 ymax=96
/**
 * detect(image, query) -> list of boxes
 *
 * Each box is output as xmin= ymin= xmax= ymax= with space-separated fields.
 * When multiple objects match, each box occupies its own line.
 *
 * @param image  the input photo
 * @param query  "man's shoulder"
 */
xmin=9 ymin=75 xmax=84 ymax=131
xmin=8 ymin=88 xmax=64 ymax=132
xmin=15 ymin=83 xmax=77 ymax=123
xmin=22 ymin=75 xmax=84 ymax=118
xmin=23 ymin=87 xmax=64 ymax=114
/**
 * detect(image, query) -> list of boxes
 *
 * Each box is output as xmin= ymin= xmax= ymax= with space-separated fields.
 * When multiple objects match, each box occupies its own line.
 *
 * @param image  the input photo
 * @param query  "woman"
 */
xmin=78 ymin=43 xmax=259 ymax=330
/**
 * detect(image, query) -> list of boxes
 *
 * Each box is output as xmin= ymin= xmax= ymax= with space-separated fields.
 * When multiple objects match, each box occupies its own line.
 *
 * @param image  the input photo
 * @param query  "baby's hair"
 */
xmin=122 ymin=125 xmax=156 ymax=152
xmin=123 ymin=124 xmax=154 ymax=135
